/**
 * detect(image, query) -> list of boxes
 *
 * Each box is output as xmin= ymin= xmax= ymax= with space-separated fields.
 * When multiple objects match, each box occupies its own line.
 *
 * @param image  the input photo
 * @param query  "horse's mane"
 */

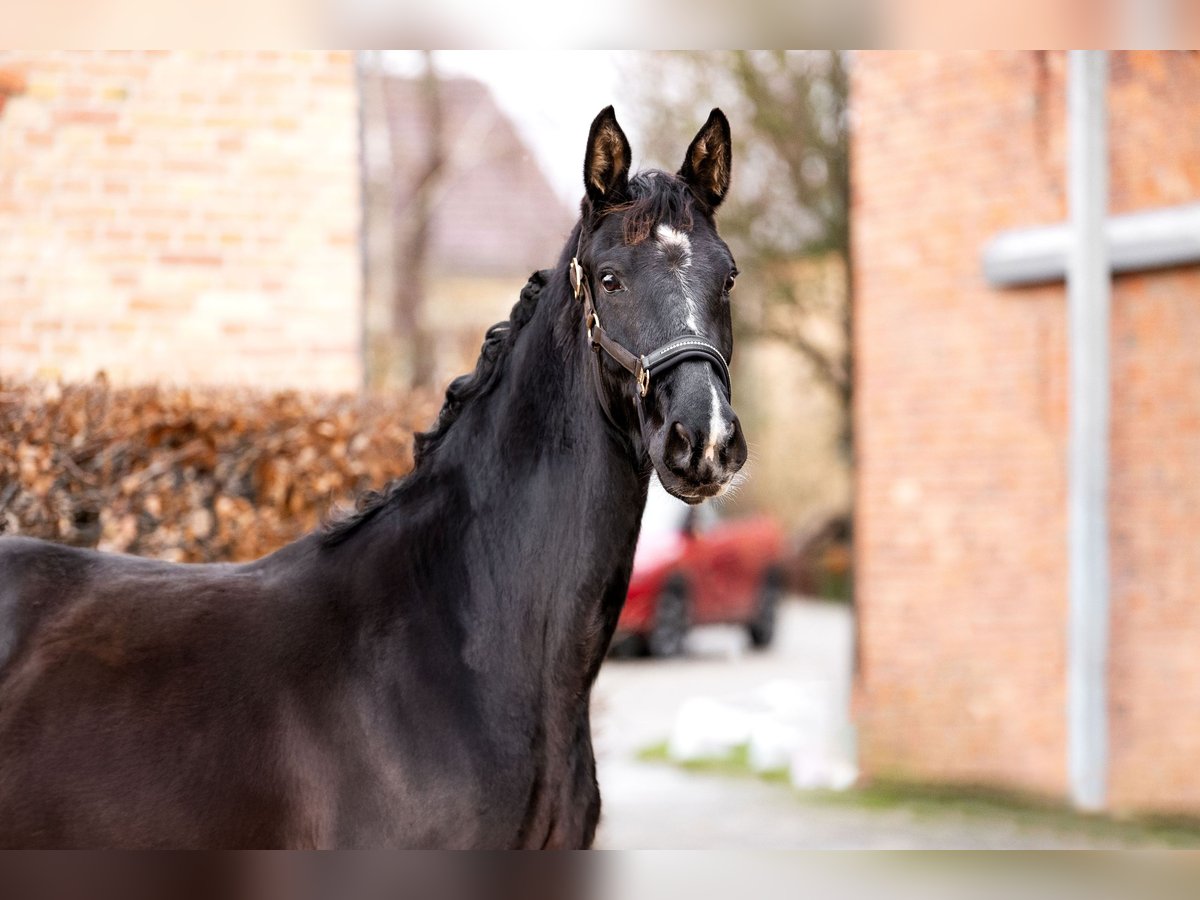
xmin=412 ymin=269 xmax=549 ymax=465
xmin=320 ymin=269 xmax=549 ymax=546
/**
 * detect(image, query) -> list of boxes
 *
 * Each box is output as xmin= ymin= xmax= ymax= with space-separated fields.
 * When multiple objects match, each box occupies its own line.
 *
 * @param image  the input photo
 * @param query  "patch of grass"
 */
xmin=636 ymin=740 xmax=789 ymax=783
xmin=817 ymin=567 xmax=853 ymax=604
xmin=634 ymin=740 xmax=672 ymax=763
xmin=635 ymin=741 xmax=1200 ymax=847
xmin=811 ymin=779 xmax=1200 ymax=847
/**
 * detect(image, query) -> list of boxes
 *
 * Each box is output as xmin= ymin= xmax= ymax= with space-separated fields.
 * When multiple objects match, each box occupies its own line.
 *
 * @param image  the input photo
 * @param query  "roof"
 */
xmin=376 ymin=75 xmax=575 ymax=278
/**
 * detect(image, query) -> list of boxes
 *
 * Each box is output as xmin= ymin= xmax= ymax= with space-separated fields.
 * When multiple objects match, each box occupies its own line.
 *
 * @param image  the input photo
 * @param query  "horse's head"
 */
xmin=574 ymin=106 xmax=748 ymax=504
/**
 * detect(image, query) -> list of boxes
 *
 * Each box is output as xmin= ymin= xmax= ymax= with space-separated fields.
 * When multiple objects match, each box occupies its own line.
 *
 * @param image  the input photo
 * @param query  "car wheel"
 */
xmin=748 ymin=567 xmax=783 ymax=649
xmin=647 ymin=578 xmax=690 ymax=658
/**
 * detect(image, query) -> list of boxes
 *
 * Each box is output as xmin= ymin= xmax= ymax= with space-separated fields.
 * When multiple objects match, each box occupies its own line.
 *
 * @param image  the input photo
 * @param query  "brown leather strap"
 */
xmin=570 ymin=254 xmax=636 ymax=370
xmin=583 ymin=292 xmax=644 ymax=380
xmin=571 ymin=253 xmax=633 ymax=435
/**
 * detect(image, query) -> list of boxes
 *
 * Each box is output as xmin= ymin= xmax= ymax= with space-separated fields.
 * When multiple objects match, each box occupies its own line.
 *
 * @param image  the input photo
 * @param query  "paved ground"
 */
xmin=590 ymin=599 xmax=1184 ymax=849
xmin=594 ymin=600 xmax=855 ymax=764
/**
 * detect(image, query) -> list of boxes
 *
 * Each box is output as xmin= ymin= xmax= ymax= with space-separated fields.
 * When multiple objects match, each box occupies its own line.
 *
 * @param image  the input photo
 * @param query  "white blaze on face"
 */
xmin=655 ymin=223 xmax=700 ymax=333
xmin=656 ymin=222 xmax=691 ymax=263
xmin=703 ymin=381 xmax=726 ymax=463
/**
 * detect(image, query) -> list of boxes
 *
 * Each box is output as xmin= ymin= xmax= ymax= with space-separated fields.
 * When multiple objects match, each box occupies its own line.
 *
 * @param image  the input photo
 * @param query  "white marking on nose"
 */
xmin=655 ymin=224 xmax=700 ymax=332
xmin=702 ymin=382 xmax=726 ymax=463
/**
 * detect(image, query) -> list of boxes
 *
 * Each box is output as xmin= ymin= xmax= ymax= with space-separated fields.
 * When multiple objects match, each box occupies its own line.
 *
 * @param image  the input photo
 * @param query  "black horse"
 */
xmin=0 ymin=107 xmax=747 ymax=848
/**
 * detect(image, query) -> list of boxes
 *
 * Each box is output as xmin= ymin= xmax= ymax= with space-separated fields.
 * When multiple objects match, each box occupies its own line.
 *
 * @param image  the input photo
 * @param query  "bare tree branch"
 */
xmin=382 ymin=51 xmax=444 ymax=390
xmin=628 ymin=51 xmax=853 ymax=453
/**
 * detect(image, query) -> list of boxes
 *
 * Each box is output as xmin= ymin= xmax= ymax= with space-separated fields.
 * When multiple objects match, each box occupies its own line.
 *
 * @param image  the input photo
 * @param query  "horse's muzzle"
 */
xmin=647 ymin=368 xmax=748 ymax=504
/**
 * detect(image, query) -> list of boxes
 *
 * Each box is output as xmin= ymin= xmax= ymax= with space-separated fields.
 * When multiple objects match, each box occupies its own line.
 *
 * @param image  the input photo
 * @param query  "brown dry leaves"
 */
xmin=0 ymin=376 xmax=440 ymax=562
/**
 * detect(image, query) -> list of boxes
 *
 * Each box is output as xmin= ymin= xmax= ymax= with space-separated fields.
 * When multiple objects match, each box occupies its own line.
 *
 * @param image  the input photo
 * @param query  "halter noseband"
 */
xmin=569 ymin=237 xmax=732 ymax=436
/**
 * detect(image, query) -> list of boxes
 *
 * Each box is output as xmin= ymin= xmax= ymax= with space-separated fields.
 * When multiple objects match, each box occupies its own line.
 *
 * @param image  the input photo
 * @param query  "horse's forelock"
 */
xmin=601 ymin=171 xmax=698 ymax=246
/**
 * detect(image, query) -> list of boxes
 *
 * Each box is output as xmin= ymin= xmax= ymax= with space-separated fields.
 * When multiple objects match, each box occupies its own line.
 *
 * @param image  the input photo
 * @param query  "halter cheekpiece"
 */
xmin=570 ymin=236 xmax=731 ymax=436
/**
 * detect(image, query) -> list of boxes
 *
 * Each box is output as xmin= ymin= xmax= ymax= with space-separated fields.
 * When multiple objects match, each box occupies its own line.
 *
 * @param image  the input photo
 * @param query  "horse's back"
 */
xmin=0 ymin=535 xmax=237 ymax=672
xmin=0 ymin=536 xmax=99 ymax=677
xmin=0 ymin=534 xmax=528 ymax=848
xmin=0 ymin=536 xmax=334 ymax=847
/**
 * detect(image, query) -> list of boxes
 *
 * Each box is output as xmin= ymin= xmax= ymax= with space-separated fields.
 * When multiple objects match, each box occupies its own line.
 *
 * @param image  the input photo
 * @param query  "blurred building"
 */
xmin=362 ymin=71 xmax=574 ymax=389
xmin=737 ymin=253 xmax=851 ymax=539
xmin=0 ymin=54 xmax=572 ymax=395
xmin=853 ymin=51 xmax=1200 ymax=816
xmin=0 ymin=51 xmax=361 ymax=390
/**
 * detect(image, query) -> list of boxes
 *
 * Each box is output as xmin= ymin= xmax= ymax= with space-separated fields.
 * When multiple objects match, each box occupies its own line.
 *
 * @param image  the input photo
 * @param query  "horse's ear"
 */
xmin=583 ymin=106 xmax=631 ymax=208
xmin=678 ymin=108 xmax=732 ymax=212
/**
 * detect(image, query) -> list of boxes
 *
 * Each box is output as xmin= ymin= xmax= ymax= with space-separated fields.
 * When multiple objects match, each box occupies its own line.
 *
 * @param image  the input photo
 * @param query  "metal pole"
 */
xmin=982 ymin=202 xmax=1200 ymax=288
xmin=1066 ymin=50 xmax=1111 ymax=812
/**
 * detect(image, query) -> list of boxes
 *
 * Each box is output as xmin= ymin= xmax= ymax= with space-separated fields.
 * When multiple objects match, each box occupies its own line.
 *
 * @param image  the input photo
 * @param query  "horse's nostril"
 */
xmin=665 ymin=421 xmax=695 ymax=473
xmin=723 ymin=415 xmax=748 ymax=471
xmin=672 ymin=422 xmax=692 ymax=449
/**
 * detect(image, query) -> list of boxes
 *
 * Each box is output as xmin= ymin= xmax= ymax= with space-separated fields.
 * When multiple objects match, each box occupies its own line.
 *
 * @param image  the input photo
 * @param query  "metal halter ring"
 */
xmin=636 ymin=362 xmax=650 ymax=397
xmin=586 ymin=311 xmax=599 ymax=345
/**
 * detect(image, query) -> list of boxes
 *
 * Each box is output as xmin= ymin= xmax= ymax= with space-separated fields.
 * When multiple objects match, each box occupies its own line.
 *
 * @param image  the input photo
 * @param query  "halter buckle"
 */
xmin=637 ymin=361 xmax=650 ymax=397
xmin=569 ymin=257 xmax=584 ymax=301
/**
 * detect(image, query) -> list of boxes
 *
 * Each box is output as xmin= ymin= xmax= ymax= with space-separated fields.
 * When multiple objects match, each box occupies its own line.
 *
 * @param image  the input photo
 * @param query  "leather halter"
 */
xmin=569 ymin=236 xmax=732 ymax=437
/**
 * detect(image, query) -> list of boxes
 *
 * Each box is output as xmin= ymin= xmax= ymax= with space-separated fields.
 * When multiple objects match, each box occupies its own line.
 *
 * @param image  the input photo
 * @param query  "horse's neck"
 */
xmin=394 ymin=276 xmax=647 ymax=685
xmin=466 ymin=280 xmax=643 ymax=652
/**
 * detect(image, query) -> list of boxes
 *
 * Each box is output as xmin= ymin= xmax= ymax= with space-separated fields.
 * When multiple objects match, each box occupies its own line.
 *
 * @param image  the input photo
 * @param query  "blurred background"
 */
xmin=1 ymin=50 xmax=1198 ymax=847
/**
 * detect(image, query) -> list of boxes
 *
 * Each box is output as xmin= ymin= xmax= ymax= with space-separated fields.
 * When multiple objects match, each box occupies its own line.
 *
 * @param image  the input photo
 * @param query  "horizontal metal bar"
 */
xmin=983 ymin=202 xmax=1200 ymax=287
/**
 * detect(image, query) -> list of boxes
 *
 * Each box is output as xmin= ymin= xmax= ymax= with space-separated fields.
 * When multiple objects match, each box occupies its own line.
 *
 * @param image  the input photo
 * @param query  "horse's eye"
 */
xmin=600 ymin=272 xmax=624 ymax=293
xmin=724 ymin=270 xmax=738 ymax=294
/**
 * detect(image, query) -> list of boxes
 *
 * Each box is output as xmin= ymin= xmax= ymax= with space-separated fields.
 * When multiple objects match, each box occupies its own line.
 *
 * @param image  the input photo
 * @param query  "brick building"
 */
xmin=0 ymin=51 xmax=361 ymax=390
xmin=853 ymin=51 xmax=1200 ymax=815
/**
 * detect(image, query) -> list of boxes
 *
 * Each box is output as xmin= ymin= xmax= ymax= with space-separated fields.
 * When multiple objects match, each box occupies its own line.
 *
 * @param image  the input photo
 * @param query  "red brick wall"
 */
xmin=0 ymin=51 xmax=361 ymax=391
xmin=853 ymin=51 xmax=1200 ymax=814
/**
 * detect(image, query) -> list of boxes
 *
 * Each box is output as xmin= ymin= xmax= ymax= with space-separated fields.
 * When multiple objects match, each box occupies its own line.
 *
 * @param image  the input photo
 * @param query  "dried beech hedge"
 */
xmin=0 ymin=376 xmax=440 ymax=562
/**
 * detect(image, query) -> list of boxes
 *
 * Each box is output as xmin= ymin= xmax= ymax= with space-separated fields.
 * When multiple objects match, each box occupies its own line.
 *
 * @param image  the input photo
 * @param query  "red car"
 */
xmin=616 ymin=482 xmax=785 ymax=657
